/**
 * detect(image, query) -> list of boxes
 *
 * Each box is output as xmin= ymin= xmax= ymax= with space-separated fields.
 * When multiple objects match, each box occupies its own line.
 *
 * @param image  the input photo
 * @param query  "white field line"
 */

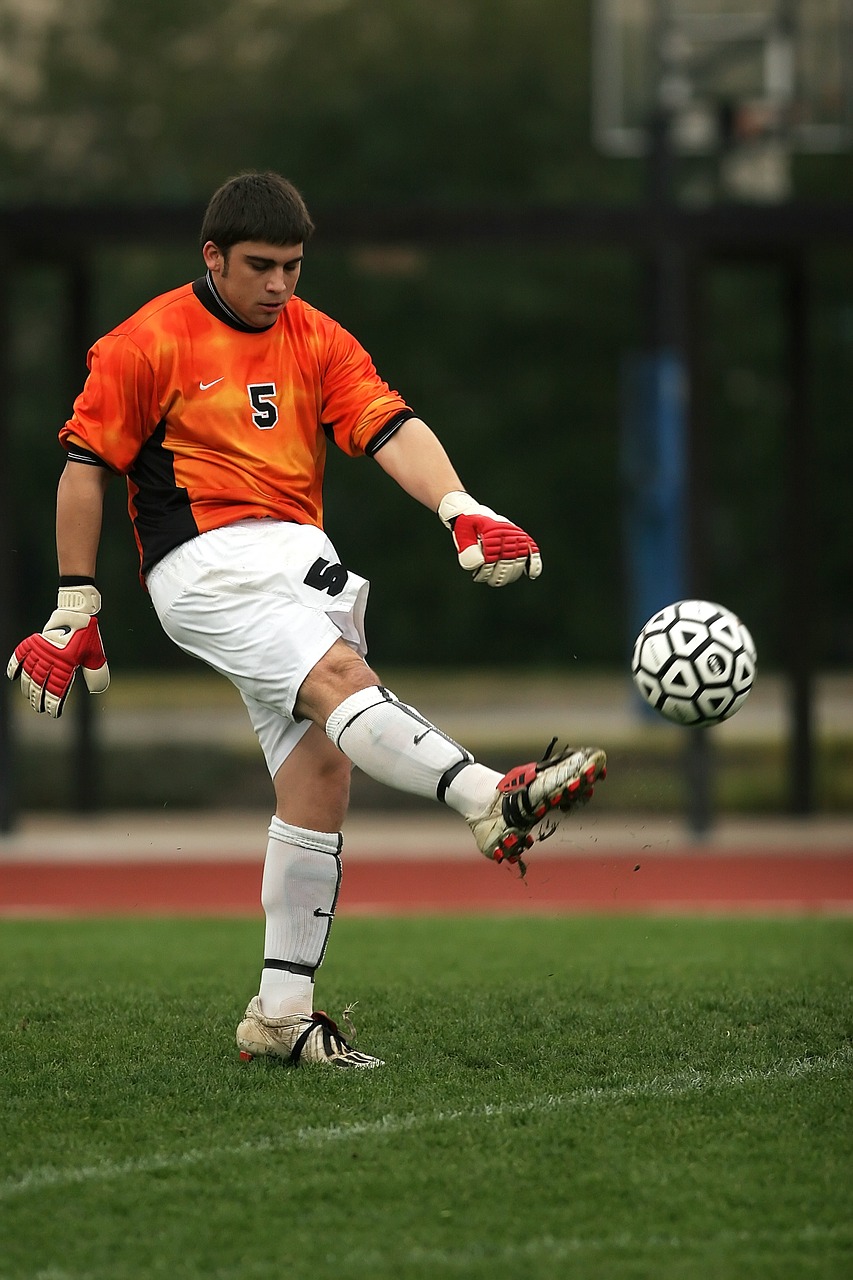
xmin=2 ymin=1046 xmax=850 ymax=1204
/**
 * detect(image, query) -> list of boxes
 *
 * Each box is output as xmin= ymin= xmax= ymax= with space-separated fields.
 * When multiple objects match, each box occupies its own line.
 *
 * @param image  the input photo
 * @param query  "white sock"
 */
xmin=258 ymin=968 xmax=313 ymax=1020
xmin=258 ymin=817 xmax=342 ymax=1019
xmin=444 ymin=761 xmax=502 ymax=819
xmin=325 ymin=686 xmax=501 ymax=817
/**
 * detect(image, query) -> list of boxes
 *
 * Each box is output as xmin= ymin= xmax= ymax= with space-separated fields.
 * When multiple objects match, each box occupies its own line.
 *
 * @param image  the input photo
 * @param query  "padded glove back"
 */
xmin=7 ymin=584 xmax=110 ymax=718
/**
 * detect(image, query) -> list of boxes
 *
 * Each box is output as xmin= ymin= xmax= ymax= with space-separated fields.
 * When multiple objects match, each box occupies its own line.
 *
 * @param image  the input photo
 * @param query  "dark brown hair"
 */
xmin=200 ymin=172 xmax=315 ymax=250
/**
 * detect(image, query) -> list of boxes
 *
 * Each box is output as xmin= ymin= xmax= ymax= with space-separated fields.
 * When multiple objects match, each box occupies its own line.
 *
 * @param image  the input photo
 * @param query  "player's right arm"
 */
xmin=56 ymin=453 xmax=111 ymax=578
xmin=6 ymin=455 xmax=112 ymax=717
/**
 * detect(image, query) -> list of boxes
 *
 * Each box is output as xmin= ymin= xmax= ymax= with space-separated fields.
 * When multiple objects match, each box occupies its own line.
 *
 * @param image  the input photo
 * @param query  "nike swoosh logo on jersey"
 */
xmin=199 ymin=377 xmax=224 ymax=390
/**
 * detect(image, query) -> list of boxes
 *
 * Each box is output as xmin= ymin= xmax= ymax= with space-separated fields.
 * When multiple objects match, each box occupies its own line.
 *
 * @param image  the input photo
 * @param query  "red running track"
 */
xmin=1 ymin=854 xmax=851 ymax=916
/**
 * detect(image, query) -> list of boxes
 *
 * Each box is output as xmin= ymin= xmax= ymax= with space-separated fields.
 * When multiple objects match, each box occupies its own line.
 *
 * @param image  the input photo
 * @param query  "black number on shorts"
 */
xmin=304 ymin=557 xmax=349 ymax=597
xmin=247 ymin=383 xmax=278 ymax=430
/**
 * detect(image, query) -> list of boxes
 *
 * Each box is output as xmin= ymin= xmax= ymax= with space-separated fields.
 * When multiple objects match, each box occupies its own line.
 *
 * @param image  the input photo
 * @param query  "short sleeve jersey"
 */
xmin=60 ymin=275 xmax=413 ymax=576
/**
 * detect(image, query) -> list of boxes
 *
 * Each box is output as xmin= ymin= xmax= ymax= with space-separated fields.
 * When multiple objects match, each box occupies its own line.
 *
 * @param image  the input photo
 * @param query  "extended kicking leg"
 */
xmin=324 ymin=686 xmax=606 ymax=872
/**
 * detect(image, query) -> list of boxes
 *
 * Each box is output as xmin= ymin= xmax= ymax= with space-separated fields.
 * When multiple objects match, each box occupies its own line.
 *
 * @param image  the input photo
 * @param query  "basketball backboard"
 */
xmin=592 ymin=0 xmax=852 ymax=158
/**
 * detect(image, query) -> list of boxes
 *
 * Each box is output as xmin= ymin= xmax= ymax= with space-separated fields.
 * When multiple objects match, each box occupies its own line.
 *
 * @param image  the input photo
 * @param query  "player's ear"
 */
xmin=202 ymin=241 xmax=224 ymax=273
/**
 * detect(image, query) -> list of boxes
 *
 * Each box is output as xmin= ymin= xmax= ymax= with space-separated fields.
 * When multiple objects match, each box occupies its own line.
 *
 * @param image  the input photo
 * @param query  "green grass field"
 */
xmin=1 ymin=916 xmax=851 ymax=1280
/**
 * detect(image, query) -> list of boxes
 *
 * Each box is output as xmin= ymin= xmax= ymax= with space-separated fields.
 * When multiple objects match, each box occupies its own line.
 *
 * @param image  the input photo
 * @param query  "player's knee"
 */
xmin=295 ymin=640 xmax=380 ymax=725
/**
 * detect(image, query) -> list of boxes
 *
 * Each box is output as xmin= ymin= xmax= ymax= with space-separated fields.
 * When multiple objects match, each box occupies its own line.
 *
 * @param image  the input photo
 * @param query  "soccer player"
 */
xmin=7 ymin=172 xmax=606 ymax=1068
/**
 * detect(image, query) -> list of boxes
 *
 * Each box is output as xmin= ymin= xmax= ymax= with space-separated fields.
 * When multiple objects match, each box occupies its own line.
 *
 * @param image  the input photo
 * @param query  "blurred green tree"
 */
xmin=0 ymin=0 xmax=850 ymax=669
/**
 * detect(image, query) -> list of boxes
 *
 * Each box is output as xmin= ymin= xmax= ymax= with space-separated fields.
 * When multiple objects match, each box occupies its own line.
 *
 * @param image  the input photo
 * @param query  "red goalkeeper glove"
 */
xmin=7 ymin=584 xmax=110 ymax=718
xmin=438 ymin=491 xmax=543 ymax=587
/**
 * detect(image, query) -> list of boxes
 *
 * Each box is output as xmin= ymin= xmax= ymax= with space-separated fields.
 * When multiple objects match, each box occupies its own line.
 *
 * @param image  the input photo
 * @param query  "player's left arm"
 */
xmin=371 ymin=416 xmax=542 ymax=587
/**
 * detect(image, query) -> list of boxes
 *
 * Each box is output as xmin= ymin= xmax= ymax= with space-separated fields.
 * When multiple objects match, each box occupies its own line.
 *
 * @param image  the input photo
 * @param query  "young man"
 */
xmin=8 ymin=172 xmax=606 ymax=1069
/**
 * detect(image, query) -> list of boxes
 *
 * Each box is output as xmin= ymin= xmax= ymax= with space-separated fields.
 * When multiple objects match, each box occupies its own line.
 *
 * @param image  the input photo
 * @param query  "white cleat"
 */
xmin=468 ymin=742 xmax=607 ymax=871
xmin=236 ymin=998 xmax=384 ymax=1068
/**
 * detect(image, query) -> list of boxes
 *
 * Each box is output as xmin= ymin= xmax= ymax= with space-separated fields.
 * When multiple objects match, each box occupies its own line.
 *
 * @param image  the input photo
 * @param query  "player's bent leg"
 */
xmin=323 ymin=686 xmax=607 ymax=871
xmin=325 ymin=684 xmax=495 ymax=804
xmin=302 ymin=645 xmax=608 ymax=874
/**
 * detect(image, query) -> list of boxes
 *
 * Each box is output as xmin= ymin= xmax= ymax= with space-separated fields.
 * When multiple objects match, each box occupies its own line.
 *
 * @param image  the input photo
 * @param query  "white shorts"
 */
xmin=146 ymin=519 xmax=370 ymax=778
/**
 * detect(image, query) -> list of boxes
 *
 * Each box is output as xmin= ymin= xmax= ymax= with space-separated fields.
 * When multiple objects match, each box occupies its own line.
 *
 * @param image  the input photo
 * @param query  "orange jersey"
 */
xmin=61 ymin=276 xmax=413 ymax=575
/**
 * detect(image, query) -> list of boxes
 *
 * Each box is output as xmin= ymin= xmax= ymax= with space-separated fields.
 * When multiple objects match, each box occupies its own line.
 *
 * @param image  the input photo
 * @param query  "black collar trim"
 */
xmin=192 ymin=272 xmax=277 ymax=334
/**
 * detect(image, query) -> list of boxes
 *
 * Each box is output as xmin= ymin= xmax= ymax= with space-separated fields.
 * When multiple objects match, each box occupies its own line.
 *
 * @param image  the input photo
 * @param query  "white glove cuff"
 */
xmin=437 ymin=491 xmax=479 ymax=528
xmin=57 ymin=585 xmax=101 ymax=615
xmin=437 ymin=491 xmax=508 ymax=529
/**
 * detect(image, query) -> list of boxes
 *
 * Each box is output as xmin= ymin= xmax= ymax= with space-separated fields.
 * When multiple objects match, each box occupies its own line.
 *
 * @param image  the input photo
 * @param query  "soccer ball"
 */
xmin=631 ymin=599 xmax=757 ymax=727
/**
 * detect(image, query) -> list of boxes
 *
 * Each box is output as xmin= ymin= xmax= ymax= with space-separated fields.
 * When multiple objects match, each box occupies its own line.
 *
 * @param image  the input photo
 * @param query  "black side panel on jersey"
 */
xmin=129 ymin=419 xmax=199 ymax=574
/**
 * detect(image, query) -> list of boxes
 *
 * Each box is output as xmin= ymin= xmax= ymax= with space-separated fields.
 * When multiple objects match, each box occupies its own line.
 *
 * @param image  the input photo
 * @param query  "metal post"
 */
xmin=783 ymin=251 xmax=814 ymax=813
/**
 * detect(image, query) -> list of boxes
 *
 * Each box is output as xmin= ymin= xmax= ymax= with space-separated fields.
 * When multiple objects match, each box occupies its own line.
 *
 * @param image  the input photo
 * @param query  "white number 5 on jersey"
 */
xmin=247 ymin=383 xmax=278 ymax=430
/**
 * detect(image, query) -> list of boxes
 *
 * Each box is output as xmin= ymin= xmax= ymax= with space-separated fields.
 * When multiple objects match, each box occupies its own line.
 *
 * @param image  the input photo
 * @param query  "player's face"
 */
xmin=202 ymin=240 xmax=303 ymax=327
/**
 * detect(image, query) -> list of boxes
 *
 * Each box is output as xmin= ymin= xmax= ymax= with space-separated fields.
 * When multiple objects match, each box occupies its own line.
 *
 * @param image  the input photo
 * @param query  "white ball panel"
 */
xmin=668 ymin=620 xmax=711 ymax=658
xmin=696 ymin=687 xmax=735 ymax=721
xmin=674 ymin=599 xmax=723 ymax=624
xmin=659 ymin=657 xmax=701 ymax=697
xmin=709 ymin=614 xmax=742 ymax=650
xmin=638 ymin=632 xmax=674 ymax=675
xmin=659 ymin=695 xmax=703 ymax=725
